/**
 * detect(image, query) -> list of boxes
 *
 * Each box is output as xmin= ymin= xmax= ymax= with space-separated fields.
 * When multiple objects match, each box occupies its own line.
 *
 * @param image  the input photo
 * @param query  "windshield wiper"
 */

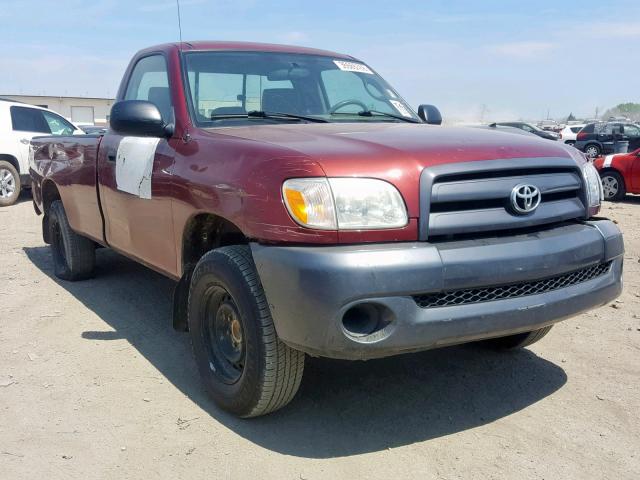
xmin=359 ymin=109 xmax=421 ymax=123
xmin=210 ymin=110 xmax=328 ymax=123
xmin=331 ymin=109 xmax=421 ymax=123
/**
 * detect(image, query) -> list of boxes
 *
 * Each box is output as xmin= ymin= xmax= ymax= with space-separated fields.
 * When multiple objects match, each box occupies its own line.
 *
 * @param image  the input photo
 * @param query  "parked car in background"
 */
xmin=491 ymin=122 xmax=559 ymax=140
xmin=80 ymin=125 xmax=107 ymax=135
xmin=593 ymin=148 xmax=640 ymax=200
xmin=538 ymin=120 xmax=562 ymax=133
xmin=480 ymin=124 xmax=540 ymax=138
xmin=559 ymin=124 xmax=586 ymax=146
xmin=0 ymin=98 xmax=81 ymax=206
xmin=575 ymin=122 xmax=640 ymax=158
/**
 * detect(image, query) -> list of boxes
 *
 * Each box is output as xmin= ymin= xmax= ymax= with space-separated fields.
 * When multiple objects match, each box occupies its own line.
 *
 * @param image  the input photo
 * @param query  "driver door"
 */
xmin=97 ymin=54 xmax=178 ymax=277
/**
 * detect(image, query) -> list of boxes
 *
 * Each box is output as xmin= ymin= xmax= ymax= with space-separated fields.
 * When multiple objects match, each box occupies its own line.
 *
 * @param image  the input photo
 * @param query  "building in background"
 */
xmin=0 ymin=95 xmax=114 ymax=125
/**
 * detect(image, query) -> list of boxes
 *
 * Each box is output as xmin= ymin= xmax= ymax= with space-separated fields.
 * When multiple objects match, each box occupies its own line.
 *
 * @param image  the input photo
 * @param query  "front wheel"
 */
xmin=600 ymin=171 xmax=626 ymax=201
xmin=481 ymin=325 xmax=553 ymax=350
xmin=188 ymin=245 xmax=305 ymax=417
xmin=0 ymin=160 xmax=20 ymax=207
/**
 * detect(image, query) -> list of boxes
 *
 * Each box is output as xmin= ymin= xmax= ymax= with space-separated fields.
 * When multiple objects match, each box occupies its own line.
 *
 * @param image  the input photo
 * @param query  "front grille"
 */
xmin=419 ymin=159 xmax=587 ymax=240
xmin=413 ymin=261 xmax=612 ymax=308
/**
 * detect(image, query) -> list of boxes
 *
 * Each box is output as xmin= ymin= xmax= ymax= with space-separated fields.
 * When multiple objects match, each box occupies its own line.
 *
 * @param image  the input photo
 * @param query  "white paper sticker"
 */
xmin=333 ymin=60 xmax=373 ymax=75
xmin=115 ymin=137 xmax=160 ymax=199
xmin=390 ymin=100 xmax=414 ymax=118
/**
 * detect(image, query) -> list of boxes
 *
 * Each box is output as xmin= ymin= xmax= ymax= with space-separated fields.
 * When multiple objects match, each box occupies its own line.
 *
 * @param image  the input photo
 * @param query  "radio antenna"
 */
xmin=176 ymin=0 xmax=183 ymax=46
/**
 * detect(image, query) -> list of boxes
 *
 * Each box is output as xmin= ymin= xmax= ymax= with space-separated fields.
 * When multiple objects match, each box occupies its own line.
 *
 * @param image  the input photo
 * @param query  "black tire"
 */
xmin=48 ymin=200 xmax=96 ymax=280
xmin=0 ymin=160 xmax=21 ymax=207
xmin=188 ymin=245 xmax=304 ymax=417
xmin=584 ymin=144 xmax=601 ymax=158
xmin=482 ymin=325 xmax=553 ymax=350
xmin=600 ymin=170 xmax=626 ymax=201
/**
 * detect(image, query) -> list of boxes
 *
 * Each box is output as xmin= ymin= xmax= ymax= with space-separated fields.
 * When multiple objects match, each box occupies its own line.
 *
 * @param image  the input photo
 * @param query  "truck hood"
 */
xmin=204 ymin=122 xmax=573 ymax=177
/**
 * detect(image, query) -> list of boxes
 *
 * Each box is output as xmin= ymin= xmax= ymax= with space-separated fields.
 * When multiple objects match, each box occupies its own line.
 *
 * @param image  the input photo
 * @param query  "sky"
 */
xmin=1 ymin=0 xmax=638 ymax=123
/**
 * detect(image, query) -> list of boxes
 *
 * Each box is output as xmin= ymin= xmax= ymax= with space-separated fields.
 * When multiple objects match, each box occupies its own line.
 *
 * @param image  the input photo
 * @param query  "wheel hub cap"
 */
xmin=602 ymin=176 xmax=618 ymax=198
xmin=0 ymin=169 xmax=15 ymax=198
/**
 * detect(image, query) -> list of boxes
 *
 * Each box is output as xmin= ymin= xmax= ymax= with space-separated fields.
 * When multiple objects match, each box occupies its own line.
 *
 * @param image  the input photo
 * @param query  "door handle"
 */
xmin=107 ymin=153 xmax=116 ymax=162
xmin=20 ymin=138 xmax=30 ymax=145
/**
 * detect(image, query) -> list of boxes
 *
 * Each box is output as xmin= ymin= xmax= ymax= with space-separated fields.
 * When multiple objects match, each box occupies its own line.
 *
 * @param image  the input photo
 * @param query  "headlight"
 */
xmin=581 ymin=161 xmax=603 ymax=213
xmin=282 ymin=177 xmax=408 ymax=230
xmin=282 ymin=178 xmax=336 ymax=229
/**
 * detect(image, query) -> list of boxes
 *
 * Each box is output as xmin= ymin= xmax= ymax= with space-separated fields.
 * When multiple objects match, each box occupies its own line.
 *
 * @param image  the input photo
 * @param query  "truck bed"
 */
xmin=30 ymin=135 xmax=105 ymax=244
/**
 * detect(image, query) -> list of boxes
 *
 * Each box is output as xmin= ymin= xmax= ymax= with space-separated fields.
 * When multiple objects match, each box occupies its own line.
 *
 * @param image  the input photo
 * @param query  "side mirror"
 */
xmin=110 ymin=100 xmax=173 ymax=137
xmin=418 ymin=104 xmax=442 ymax=125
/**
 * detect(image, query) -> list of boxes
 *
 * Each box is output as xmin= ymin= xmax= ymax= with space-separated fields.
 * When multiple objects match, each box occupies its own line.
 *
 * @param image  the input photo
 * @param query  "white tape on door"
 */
xmin=115 ymin=137 xmax=160 ymax=199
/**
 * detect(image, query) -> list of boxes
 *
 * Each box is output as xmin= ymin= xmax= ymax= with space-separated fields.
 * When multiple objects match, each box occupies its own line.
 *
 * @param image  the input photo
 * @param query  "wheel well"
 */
xmin=0 ymin=154 xmax=20 ymax=173
xmin=181 ymin=213 xmax=248 ymax=273
xmin=174 ymin=213 xmax=248 ymax=332
xmin=42 ymin=180 xmax=61 ymax=215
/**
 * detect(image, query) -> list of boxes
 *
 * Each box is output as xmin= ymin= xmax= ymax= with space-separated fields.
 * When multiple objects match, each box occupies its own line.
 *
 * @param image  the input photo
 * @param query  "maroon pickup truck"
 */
xmin=30 ymin=41 xmax=623 ymax=417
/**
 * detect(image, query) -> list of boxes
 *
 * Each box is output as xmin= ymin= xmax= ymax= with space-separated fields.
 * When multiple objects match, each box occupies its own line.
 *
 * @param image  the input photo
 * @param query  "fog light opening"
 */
xmin=342 ymin=303 xmax=392 ymax=338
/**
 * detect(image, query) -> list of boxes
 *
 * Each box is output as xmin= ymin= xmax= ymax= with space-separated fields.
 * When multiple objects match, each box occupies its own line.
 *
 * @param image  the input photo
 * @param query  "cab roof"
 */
xmin=139 ymin=41 xmax=354 ymax=59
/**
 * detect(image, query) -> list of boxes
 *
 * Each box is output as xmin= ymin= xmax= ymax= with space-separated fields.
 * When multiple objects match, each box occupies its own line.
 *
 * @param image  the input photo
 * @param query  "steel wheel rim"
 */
xmin=0 ymin=168 xmax=16 ymax=198
xmin=203 ymin=286 xmax=246 ymax=384
xmin=601 ymin=176 xmax=618 ymax=198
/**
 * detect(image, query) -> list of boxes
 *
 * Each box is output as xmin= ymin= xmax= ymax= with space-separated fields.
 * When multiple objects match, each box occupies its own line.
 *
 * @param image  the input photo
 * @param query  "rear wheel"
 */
xmin=482 ymin=325 xmax=553 ymax=350
xmin=188 ymin=245 xmax=305 ymax=417
xmin=600 ymin=171 xmax=626 ymax=201
xmin=584 ymin=144 xmax=601 ymax=158
xmin=0 ymin=161 xmax=20 ymax=207
xmin=49 ymin=200 xmax=96 ymax=280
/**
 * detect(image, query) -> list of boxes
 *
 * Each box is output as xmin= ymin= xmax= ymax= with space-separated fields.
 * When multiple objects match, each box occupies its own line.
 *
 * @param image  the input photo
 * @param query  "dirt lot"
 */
xmin=1 ymin=194 xmax=639 ymax=480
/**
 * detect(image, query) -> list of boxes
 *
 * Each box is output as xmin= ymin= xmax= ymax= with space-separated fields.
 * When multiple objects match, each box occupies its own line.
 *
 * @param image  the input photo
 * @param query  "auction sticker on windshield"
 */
xmin=333 ymin=60 xmax=373 ymax=74
xmin=390 ymin=100 xmax=413 ymax=118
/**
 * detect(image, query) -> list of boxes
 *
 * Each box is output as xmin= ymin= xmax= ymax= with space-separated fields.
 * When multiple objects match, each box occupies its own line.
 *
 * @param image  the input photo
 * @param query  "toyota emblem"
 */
xmin=510 ymin=184 xmax=541 ymax=214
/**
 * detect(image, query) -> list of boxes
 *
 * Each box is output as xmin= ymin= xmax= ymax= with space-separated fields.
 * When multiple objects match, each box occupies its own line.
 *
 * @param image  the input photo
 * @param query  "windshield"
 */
xmin=183 ymin=51 xmax=420 ymax=126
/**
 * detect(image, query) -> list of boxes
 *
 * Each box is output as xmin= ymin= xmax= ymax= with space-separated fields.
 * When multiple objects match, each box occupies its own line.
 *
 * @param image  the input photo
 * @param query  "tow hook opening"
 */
xmin=341 ymin=303 xmax=393 ymax=338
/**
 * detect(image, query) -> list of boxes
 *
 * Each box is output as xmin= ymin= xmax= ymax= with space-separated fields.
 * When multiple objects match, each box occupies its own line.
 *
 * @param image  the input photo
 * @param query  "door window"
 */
xmin=42 ymin=111 xmax=76 ymax=135
xmin=124 ymin=55 xmax=173 ymax=123
xmin=10 ymin=106 xmax=50 ymax=133
xmin=622 ymin=124 xmax=640 ymax=137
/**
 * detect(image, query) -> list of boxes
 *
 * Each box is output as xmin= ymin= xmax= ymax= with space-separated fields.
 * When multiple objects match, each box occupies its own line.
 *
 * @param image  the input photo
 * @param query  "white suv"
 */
xmin=559 ymin=124 xmax=586 ymax=146
xmin=0 ymin=99 xmax=81 ymax=206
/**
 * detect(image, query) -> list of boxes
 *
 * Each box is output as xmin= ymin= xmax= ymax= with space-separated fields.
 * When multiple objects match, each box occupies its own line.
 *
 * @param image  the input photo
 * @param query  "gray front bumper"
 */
xmin=251 ymin=220 xmax=623 ymax=360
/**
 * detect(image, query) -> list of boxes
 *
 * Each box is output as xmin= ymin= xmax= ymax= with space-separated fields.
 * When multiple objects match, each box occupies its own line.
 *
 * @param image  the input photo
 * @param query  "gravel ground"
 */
xmin=1 ymin=193 xmax=639 ymax=480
